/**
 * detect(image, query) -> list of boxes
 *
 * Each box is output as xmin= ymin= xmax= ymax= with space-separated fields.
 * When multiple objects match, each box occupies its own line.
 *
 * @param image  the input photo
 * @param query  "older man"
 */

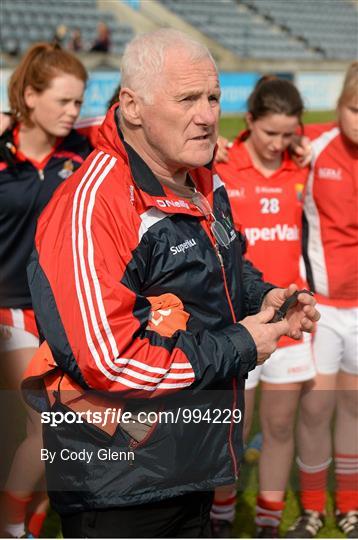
xmin=25 ymin=29 xmax=319 ymax=538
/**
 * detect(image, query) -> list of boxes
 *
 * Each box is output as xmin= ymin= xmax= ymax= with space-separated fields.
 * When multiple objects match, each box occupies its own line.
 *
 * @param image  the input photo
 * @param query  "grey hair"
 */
xmin=120 ymin=29 xmax=216 ymax=103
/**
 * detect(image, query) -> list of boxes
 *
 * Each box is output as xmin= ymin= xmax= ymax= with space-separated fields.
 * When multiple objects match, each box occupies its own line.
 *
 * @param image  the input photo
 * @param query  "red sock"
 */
xmin=2 ymin=492 xmax=31 ymax=524
xmin=255 ymin=496 xmax=284 ymax=529
xmin=335 ymin=453 xmax=358 ymax=513
xmin=28 ymin=511 xmax=46 ymax=538
xmin=211 ymin=488 xmax=237 ymax=523
xmin=297 ymin=456 xmax=331 ymax=513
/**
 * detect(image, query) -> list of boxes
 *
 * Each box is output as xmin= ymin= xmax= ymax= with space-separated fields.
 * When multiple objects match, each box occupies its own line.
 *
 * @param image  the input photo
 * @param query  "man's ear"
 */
xmin=119 ymin=88 xmax=142 ymax=126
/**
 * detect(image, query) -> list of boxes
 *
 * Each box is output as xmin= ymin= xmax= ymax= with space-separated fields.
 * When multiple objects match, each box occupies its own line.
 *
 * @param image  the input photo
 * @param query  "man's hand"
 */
xmin=290 ymin=135 xmax=312 ymax=168
xmin=215 ymin=135 xmax=230 ymax=163
xmin=240 ymin=307 xmax=290 ymax=364
xmin=261 ymin=284 xmax=320 ymax=340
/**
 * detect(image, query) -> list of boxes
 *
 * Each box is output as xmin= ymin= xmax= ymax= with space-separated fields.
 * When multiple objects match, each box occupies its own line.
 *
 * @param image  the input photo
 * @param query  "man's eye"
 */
xmin=209 ymin=95 xmax=219 ymax=102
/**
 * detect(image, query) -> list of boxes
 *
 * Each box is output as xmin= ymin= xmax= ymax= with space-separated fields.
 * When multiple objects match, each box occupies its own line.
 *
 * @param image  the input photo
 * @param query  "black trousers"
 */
xmin=61 ymin=491 xmax=214 ymax=538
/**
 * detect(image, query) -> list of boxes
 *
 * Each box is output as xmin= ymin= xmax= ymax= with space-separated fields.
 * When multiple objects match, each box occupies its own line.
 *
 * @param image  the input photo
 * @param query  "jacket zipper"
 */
xmin=214 ymin=244 xmax=237 ymax=324
xmin=201 ymin=221 xmax=239 ymax=479
xmin=214 ymin=244 xmax=239 ymax=479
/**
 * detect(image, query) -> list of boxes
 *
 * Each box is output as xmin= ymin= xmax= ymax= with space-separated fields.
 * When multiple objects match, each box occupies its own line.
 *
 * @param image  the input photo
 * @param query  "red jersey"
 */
xmin=215 ymin=133 xmax=308 ymax=287
xmin=303 ymin=123 xmax=358 ymax=307
xmin=216 ymin=134 xmax=309 ymax=348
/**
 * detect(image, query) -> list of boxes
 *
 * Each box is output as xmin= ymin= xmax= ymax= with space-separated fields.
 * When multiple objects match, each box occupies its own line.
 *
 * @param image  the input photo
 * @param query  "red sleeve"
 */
xmin=303 ymin=122 xmax=337 ymax=141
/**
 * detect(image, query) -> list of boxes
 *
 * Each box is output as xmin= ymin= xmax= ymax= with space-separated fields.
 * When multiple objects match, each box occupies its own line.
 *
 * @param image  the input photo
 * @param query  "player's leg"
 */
xmin=334 ymin=307 xmax=358 ymax=537
xmin=211 ymin=367 xmax=261 ymax=538
xmin=0 ymin=327 xmax=48 ymax=538
xmin=255 ymin=336 xmax=315 ymax=538
xmin=243 ymin=386 xmax=257 ymax=444
xmin=287 ymin=305 xmax=341 ymax=538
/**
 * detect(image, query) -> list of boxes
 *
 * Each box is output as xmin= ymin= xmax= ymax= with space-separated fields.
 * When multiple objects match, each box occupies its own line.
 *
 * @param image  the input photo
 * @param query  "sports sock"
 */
xmin=211 ymin=488 xmax=237 ymax=523
xmin=255 ymin=496 xmax=284 ymax=529
xmin=2 ymin=492 xmax=31 ymax=537
xmin=28 ymin=511 xmax=47 ymax=538
xmin=297 ymin=456 xmax=331 ymax=513
xmin=335 ymin=453 xmax=358 ymax=513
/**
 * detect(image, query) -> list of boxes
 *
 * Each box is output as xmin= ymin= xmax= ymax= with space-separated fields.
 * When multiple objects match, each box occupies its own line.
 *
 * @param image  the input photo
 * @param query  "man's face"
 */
xmin=137 ymin=51 xmax=220 ymax=173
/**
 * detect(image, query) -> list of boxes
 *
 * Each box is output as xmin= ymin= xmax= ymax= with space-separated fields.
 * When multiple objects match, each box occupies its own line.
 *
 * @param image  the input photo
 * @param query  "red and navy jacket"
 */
xmin=25 ymin=106 xmax=274 ymax=513
xmin=0 ymin=125 xmax=92 ymax=308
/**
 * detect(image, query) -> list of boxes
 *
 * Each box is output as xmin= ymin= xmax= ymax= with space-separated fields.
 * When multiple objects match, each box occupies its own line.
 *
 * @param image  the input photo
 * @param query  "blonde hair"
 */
xmin=338 ymin=62 xmax=358 ymax=107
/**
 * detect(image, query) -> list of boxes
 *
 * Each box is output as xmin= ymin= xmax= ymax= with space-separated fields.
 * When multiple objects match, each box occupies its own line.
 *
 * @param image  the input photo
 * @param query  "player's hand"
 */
xmin=290 ymin=135 xmax=312 ymax=168
xmin=239 ymin=307 xmax=290 ymax=364
xmin=0 ymin=113 xmax=12 ymax=136
xmin=215 ymin=135 xmax=230 ymax=163
xmin=261 ymin=284 xmax=320 ymax=340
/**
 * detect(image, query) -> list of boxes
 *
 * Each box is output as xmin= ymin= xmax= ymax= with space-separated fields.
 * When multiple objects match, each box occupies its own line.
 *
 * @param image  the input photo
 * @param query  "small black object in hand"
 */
xmin=269 ymin=289 xmax=314 ymax=323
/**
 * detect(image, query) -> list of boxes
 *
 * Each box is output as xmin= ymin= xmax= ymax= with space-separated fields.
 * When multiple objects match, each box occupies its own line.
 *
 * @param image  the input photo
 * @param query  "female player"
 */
xmin=0 ymin=43 xmax=90 ymax=537
xmin=287 ymin=62 xmax=358 ymax=539
xmin=213 ymin=78 xmax=315 ymax=538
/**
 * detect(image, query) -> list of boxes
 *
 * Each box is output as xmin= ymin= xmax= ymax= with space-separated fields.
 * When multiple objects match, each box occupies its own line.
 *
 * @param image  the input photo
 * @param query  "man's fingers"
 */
xmin=297 ymin=291 xmax=315 ymax=305
xmin=300 ymin=317 xmax=315 ymax=332
xmin=257 ymin=306 xmax=276 ymax=323
xmin=272 ymin=318 xmax=290 ymax=337
xmin=290 ymin=329 xmax=302 ymax=340
xmin=284 ymin=283 xmax=298 ymax=299
xmin=303 ymin=304 xmax=320 ymax=321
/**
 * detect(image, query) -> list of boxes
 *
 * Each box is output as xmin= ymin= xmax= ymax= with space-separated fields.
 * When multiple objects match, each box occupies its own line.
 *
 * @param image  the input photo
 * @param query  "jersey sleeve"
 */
xmin=303 ymin=122 xmax=337 ymax=141
xmin=28 ymin=160 xmax=258 ymax=399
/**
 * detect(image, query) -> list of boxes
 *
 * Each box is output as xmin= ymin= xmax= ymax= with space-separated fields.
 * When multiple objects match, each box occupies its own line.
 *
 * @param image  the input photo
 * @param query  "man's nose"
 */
xmin=194 ymin=100 xmax=218 ymax=126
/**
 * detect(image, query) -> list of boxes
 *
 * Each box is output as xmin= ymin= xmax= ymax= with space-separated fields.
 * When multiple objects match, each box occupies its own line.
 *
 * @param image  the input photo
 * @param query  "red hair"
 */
xmin=8 ymin=42 xmax=87 ymax=124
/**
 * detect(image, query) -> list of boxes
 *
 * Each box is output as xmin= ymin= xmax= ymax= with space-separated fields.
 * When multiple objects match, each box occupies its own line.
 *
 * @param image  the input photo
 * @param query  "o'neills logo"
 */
xmin=170 ymin=238 xmax=197 ymax=255
xmin=157 ymin=199 xmax=190 ymax=209
xmin=227 ymin=188 xmax=245 ymax=199
xmin=318 ymin=167 xmax=342 ymax=181
xmin=245 ymin=224 xmax=299 ymax=246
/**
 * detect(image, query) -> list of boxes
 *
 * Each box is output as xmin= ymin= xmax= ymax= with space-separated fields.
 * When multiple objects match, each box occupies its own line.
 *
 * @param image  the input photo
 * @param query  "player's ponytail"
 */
xmin=247 ymin=77 xmax=304 ymax=121
xmin=8 ymin=42 xmax=87 ymax=125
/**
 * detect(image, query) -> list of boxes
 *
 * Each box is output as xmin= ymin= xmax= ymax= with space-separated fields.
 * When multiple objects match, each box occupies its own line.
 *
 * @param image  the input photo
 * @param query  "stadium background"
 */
xmin=1 ymin=0 xmax=356 ymax=537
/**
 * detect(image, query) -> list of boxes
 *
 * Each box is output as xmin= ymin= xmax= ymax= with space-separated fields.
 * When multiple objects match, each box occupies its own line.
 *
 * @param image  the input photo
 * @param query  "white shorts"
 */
xmin=246 ymin=333 xmax=315 ymax=390
xmin=0 ymin=308 xmax=39 ymax=352
xmin=313 ymin=304 xmax=358 ymax=375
